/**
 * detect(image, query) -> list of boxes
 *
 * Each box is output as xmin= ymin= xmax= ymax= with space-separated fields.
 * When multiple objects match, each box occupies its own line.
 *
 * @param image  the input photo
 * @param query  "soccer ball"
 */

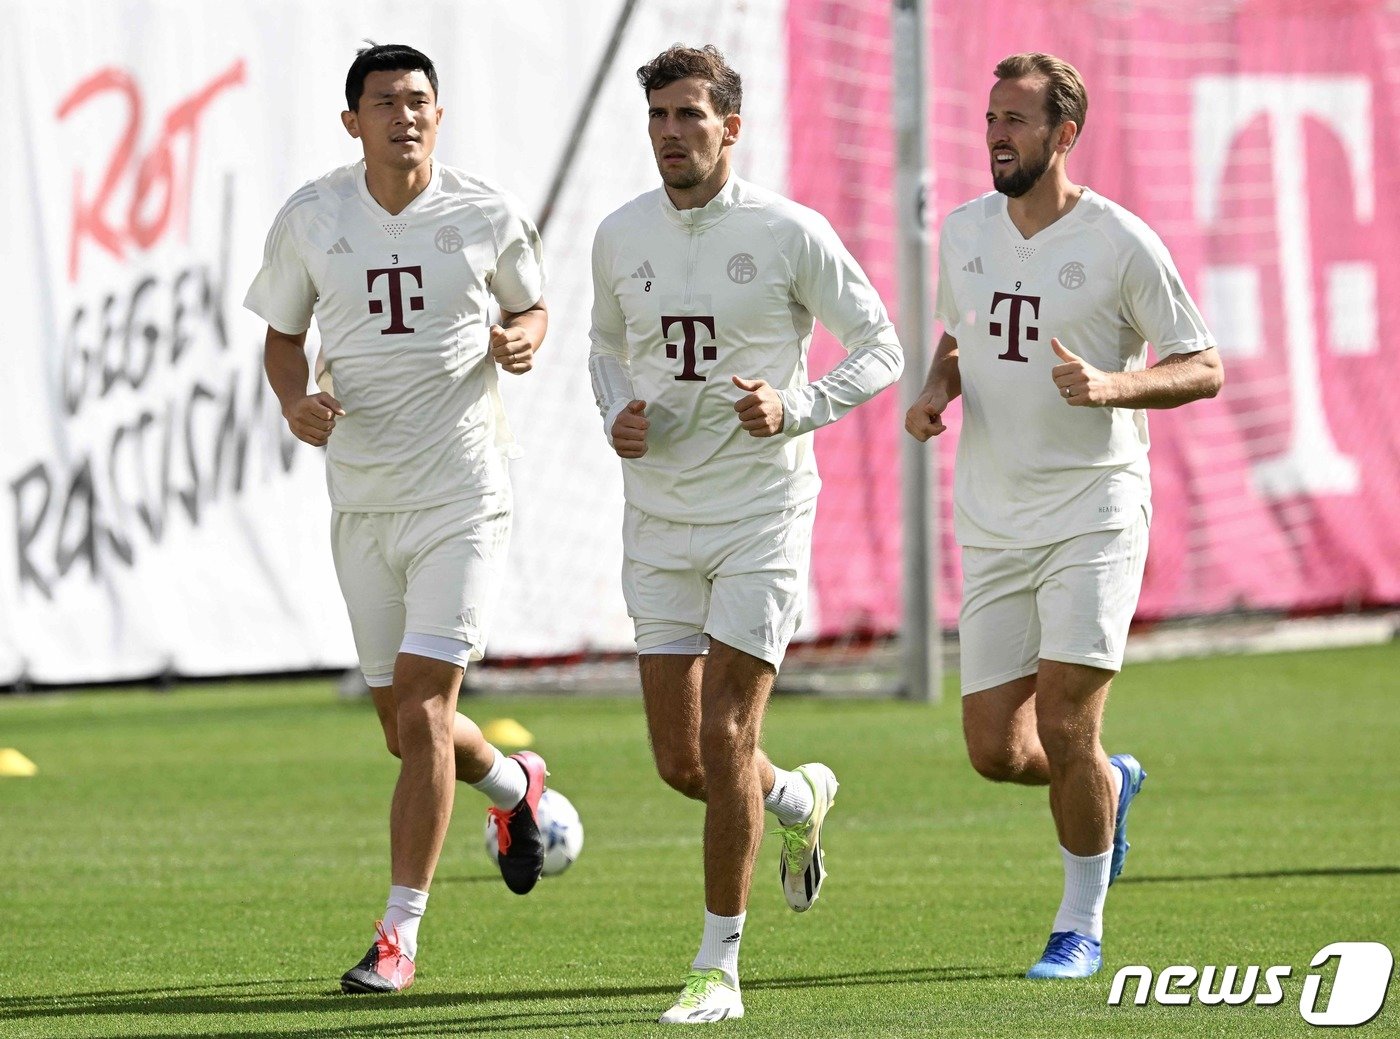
xmin=484 ymin=788 xmax=584 ymax=877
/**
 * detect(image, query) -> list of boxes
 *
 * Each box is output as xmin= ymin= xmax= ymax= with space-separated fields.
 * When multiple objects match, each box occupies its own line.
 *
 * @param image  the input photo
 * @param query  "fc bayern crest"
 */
xmin=436 ymin=225 xmax=464 ymax=253
xmin=1058 ymin=261 xmax=1086 ymax=289
xmin=727 ymin=253 xmax=758 ymax=284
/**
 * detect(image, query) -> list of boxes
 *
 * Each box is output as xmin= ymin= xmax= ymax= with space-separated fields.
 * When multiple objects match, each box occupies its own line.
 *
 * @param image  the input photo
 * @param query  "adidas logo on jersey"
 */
xmin=326 ymin=237 xmax=354 ymax=255
xmin=962 ymin=257 xmax=984 ymax=273
xmin=630 ymin=260 xmax=657 ymax=279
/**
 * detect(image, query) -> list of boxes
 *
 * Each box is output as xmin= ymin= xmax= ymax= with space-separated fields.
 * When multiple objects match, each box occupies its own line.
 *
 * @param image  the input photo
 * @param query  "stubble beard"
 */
xmin=657 ymin=152 xmax=715 ymax=191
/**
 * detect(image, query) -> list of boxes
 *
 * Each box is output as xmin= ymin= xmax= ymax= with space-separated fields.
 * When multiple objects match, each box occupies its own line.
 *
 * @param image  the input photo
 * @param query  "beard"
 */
xmin=992 ymin=140 xmax=1053 ymax=198
xmin=661 ymin=166 xmax=705 ymax=190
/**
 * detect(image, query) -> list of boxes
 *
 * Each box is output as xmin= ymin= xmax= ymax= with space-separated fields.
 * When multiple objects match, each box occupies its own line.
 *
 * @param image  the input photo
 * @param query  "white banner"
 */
xmin=0 ymin=0 xmax=787 ymax=683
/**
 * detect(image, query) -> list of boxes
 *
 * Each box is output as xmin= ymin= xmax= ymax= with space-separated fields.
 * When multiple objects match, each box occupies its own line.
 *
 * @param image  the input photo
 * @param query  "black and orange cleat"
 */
xmin=340 ymin=921 xmax=415 ymax=994
xmin=487 ymin=751 xmax=548 ymax=894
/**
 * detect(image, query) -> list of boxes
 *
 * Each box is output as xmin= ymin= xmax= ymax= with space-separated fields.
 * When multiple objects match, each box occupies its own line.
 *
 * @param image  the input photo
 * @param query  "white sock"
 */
xmin=693 ymin=909 xmax=745 ymax=989
xmin=764 ymin=766 xmax=814 ymax=827
xmin=383 ymin=885 xmax=429 ymax=960
xmin=469 ymin=747 xmax=528 ymax=809
xmin=1051 ymin=847 xmax=1112 ymax=941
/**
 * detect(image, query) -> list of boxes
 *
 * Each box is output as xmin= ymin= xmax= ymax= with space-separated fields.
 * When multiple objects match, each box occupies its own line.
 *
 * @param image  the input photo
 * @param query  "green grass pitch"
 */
xmin=1 ymin=643 xmax=1397 ymax=1038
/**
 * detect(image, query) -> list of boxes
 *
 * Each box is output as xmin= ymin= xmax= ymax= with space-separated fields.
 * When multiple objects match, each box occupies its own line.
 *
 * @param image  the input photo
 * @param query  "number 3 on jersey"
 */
xmin=662 ymin=314 xmax=717 ymax=382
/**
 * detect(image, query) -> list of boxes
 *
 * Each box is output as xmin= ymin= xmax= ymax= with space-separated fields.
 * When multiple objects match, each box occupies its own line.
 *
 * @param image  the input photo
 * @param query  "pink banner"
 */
xmin=791 ymin=0 xmax=1400 ymax=633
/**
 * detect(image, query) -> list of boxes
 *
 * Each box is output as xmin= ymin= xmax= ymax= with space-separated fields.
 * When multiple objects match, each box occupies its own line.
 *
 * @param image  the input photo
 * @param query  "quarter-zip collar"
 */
xmin=660 ymin=174 xmax=744 ymax=232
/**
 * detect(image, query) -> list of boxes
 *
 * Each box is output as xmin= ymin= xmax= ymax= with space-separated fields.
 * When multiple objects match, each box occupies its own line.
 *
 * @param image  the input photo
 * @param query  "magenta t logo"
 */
xmin=366 ymin=266 xmax=425 ymax=334
xmin=988 ymin=291 xmax=1041 ymax=363
xmin=662 ymin=314 xmax=717 ymax=382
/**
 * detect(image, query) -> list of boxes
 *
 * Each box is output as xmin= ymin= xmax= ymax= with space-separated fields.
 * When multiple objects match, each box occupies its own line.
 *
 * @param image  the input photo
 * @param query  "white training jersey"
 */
xmin=936 ymin=189 xmax=1214 ymax=548
xmin=244 ymin=160 xmax=544 ymax=512
xmin=589 ymin=176 xmax=902 ymax=524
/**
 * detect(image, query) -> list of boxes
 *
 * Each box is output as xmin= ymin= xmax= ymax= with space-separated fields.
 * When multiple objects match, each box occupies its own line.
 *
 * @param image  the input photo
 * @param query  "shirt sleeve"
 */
xmin=487 ymin=191 xmax=545 ymax=314
xmin=778 ymin=213 xmax=904 ymax=435
xmin=586 ymin=224 xmax=635 ymax=443
xmin=934 ymin=230 xmax=961 ymax=337
xmin=1119 ymin=225 xmax=1216 ymax=359
xmin=242 ymin=198 xmax=317 ymax=335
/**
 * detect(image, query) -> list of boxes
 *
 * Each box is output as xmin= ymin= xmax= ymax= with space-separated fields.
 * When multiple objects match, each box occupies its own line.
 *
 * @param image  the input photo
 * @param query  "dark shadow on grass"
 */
xmin=747 ymin=965 xmax=1022 ymax=989
xmin=0 ymin=965 xmax=1016 ymax=1027
xmin=0 ymin=984 xmax=669 ymax=1023
xmin=67 ymin=1008 xmax=654 ymax=1039
xmin=0 ymin=979 xmax=310 ymax=1008
xmin=0 ymin=995 xmax=674 ymax=1039
xmin=1120 ymin=865 xmax=1400 ymax=885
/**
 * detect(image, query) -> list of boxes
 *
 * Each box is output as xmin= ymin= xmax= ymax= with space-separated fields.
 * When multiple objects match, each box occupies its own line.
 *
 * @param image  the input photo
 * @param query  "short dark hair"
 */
xmin=345 ymin=43 xmax=438 ymax=111
xmin=994 ymin=52 xmax=1088 ymax=147
xmin=636 ymin=44 xmax=742 ymax=116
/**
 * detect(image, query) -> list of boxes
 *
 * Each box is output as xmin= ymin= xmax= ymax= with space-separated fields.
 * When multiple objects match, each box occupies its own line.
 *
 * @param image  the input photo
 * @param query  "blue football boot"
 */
xmin=1026 ymin=930 xmax=1103 ymax=979
xmin=1109 ymin=753 xmax=1146 ymax=885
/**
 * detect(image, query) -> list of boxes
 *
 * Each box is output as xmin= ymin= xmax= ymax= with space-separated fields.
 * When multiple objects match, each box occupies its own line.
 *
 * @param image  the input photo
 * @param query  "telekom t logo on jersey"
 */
xmin=663 ymin=315 xmax=717 ymax=381
xmin=366 ymin=266 xmax=425 ymax=335
xmin=988 ymin=291 xmax=1042 ymax=363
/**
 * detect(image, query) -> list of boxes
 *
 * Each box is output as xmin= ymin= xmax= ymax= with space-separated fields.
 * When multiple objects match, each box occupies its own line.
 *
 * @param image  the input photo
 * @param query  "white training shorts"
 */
xmin=330 ymin=489 xmax=512 ymax=687
xmin=622 ymin=500 xmax=816 ymax=669
xmin=958 ymin=511 xmax=1148 ymax=696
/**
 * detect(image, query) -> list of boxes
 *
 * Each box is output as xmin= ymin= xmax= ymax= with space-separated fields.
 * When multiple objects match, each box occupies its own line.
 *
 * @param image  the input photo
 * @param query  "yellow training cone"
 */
xmin=481 ymin=718 xmax=533 ymax=750
xmin=0 ymin=749 xmax=37 ymax=777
